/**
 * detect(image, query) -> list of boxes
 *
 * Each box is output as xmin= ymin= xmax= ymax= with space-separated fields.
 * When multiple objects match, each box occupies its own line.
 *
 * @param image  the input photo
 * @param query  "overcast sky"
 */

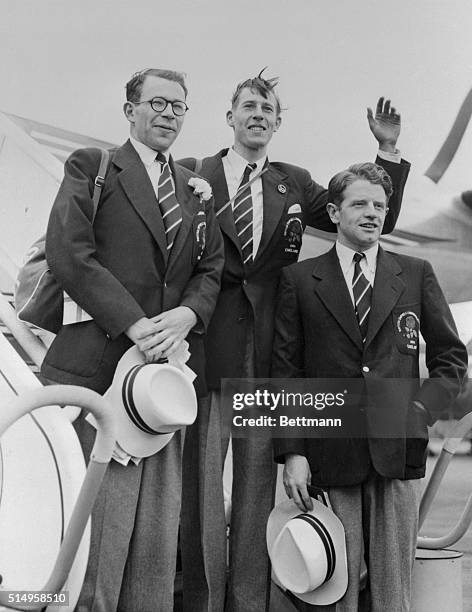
xmin=2 ymin=0 xmax=471 ymax=193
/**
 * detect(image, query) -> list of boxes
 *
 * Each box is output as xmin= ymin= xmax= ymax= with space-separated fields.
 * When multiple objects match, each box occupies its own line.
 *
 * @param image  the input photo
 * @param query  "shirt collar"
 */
xmin=226 ymin=147 xmax=267 ymax=179
xmin=335 ymin=241 xmax=379 ymax=274
xmin=130 ymin=136 xmax=168 ymax=167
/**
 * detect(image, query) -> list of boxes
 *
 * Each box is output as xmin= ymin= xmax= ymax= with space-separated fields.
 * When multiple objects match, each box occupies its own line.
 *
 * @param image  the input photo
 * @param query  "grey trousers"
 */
xmin=289 ymin=472 xmax=421 ymax=612
xmin=181 ymin=391 xmax=277 ymax=612
xmin=74 ymin=418 xmax=182 ymax=612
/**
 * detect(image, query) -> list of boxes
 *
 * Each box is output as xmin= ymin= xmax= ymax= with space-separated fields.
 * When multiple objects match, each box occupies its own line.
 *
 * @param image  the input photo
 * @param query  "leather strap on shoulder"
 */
xmin=91 ymin=149 xmax=110 ymax=222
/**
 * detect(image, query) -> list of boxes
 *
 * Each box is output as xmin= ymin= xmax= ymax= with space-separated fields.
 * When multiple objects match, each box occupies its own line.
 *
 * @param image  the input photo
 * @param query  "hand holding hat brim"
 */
xmin=105 ymin=346 xmax=197 ymax=458
xmin=266 ymin=498 xmax=348 ymax=606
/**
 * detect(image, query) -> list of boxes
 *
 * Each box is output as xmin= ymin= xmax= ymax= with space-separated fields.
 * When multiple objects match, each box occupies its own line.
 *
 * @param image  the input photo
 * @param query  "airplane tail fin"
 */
xmin=425 ymin=87 xmax=472 ymax=183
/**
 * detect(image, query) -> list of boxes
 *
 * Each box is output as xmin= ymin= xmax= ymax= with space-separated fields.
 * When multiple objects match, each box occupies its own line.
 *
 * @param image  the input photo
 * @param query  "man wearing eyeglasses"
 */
xmin=41 ymin=68 xmax=224 ymax=612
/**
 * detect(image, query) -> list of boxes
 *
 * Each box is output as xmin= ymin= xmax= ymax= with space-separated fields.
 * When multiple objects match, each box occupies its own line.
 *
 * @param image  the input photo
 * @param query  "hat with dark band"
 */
xmin=266 ymin=498 xmax=348 ymax=605
xmin=105 ymin=346 xmax=197 ymax=457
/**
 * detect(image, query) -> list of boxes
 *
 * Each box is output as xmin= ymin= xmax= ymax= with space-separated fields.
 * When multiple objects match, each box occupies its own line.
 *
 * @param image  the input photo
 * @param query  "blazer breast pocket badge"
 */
xmin=395 ymin=311 xmax=420 ymax=354
xmin=283 ymin=206 xmax=303 ymax=255
xmin=195 ymin=210 xmax=206 ymax=261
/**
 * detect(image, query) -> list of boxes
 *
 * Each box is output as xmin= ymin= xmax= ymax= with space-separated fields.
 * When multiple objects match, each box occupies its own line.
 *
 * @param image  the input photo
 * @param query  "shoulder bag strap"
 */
xmin=91 ymin=149 xmax=110 ymax=222
xmin=194 ymin=157 xmax=203 ymax=174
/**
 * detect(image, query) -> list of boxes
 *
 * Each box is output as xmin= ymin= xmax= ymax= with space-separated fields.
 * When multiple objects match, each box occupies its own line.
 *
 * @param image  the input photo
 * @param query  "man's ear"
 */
xmin=123 ymin=101 xmax=135 ymax=124
xmin=274 ymin=115 xmax=282 ymax=131
xmin=226 ymin=109 xmax=234 ymax=128
xmin=326 ymin=202 xmax=340 ymax=225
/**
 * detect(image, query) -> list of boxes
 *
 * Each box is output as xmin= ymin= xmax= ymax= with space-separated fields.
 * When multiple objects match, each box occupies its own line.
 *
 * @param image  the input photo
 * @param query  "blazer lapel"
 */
xmin=167 ymin=158 xmax=195 ymax=270
xmin=254 ymin=163 xmax=289 ymax=262
xmin=209 ymin=151 xmax=241 ymax=255
xmin=312 ymin=247 xmax=363 ymax=350
xmin=115 ymin=140 xmax=168 ymax=264
xmin=364 ymin=248 xmax=405 ymax=348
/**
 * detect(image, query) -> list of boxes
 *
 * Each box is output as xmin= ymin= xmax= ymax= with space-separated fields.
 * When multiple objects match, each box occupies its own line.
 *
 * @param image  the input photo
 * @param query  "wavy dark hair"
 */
xmin=328 ymin=162 xmax=393 ymax=206
xmin=126 ymin=68 xmax=188 ymax=102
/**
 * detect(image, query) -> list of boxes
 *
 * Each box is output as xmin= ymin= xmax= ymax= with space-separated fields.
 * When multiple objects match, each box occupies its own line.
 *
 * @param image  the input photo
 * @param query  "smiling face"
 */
xmin=226 ymin=87 xmax=281 ymax=161
xmin=123 ymin=75 xmax=186 ymax=152
xmin=327 ymin=179 xmax=388 ymax=251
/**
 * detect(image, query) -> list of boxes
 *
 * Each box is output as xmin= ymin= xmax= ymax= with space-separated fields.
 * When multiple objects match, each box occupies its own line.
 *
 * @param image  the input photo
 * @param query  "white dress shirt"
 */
xmin=223 ymin=148 xmax=266 ymax=258
xmin=335 ymin=242 xmax=379 ymax=306
xmin=130 ymin=136 xmax=168 ymax=197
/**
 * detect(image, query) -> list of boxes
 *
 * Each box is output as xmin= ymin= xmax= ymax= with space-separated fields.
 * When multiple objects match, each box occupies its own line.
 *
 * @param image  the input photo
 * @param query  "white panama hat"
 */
xmin=266 ymin=498 xmax=348 ymax=606
xmin=105 ymin=346 xmax=197 ymax=457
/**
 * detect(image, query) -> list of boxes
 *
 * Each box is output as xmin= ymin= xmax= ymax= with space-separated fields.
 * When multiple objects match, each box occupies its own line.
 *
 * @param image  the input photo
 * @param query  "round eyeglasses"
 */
xmin=132 ymin=97 xmax=189 ymax=116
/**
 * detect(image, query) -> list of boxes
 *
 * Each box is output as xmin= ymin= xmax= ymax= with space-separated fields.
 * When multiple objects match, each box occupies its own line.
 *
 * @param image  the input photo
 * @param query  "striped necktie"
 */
xmin=233 ymin=163 xmax=256 ymax=264
xmin=352 ymin=252 xmax=372 ymax=342
xmin=156 ymin=153 xmax=182 ymax=252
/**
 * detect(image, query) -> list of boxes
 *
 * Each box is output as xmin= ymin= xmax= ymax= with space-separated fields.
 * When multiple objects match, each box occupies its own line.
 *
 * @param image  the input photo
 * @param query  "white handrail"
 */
xmin=0 ymin=385 xmax=116 ymax=610
xmin=418 ymin=410 xmax=472 ymax=549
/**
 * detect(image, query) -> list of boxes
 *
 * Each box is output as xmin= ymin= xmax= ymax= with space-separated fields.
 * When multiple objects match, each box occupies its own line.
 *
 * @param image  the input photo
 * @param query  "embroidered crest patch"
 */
xmin=396 ymin=311 xmax=420 ymax=351
xmin=283 ymin=216 xmax=303 ymax=255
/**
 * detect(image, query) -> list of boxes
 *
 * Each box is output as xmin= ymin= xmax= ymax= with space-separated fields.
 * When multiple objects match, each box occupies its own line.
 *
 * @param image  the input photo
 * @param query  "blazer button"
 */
xmin=362 ymin=366 xmax=370 ymax=373
xmin=164 ymin=282 xmax=168 ymax=288
xmin=242 ymin=279 xmax=247 ymax=286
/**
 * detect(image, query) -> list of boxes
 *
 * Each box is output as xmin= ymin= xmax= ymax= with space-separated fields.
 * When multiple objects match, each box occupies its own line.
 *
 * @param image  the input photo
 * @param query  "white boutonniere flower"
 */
xmin=188 ymin=177 xmax=212 ymax=202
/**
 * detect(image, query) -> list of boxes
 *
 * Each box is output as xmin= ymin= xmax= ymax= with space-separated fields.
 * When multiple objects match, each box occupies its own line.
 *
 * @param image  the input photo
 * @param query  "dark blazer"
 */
xmin=179 ymin=151 xmax=410 ymax=389
xmin=42 ymin=141 xmax=224 ymax=396
xmin=272 ymin=247 xmax=468 ymax=485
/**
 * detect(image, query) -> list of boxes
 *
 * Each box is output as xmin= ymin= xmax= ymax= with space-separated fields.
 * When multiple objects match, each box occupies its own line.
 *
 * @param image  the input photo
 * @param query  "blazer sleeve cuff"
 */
xmin=414 ymin=382 xmax=454 ymax=425
xmin=273 ymin=439 xmax=307 ymax=464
